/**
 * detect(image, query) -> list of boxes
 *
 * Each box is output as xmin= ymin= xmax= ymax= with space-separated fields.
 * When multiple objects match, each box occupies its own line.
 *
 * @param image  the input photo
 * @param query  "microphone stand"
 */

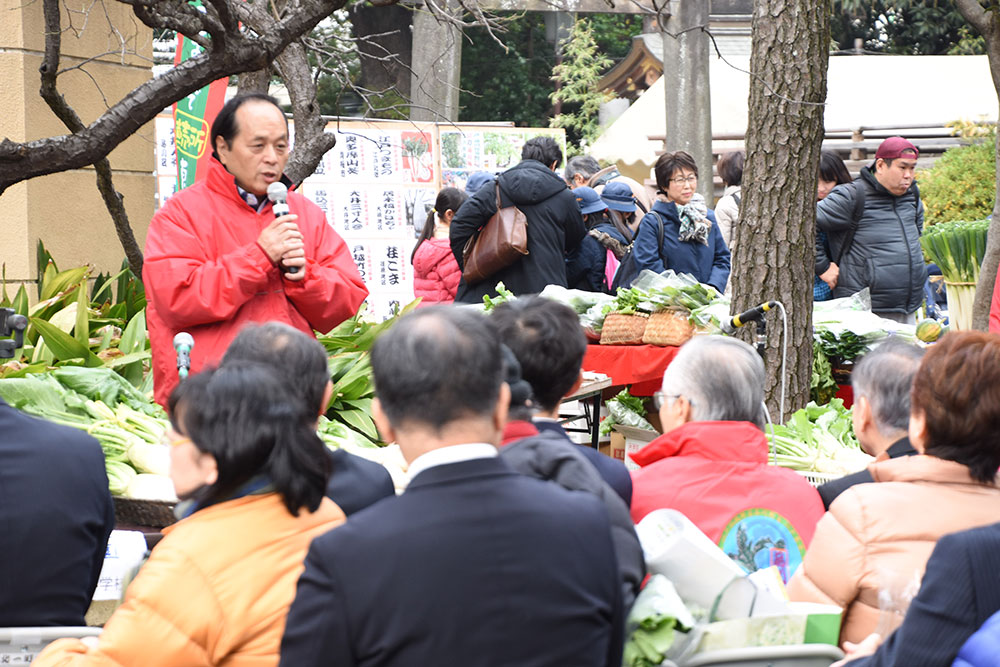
xmin=755 ymin=319 xmax=767 ymax=361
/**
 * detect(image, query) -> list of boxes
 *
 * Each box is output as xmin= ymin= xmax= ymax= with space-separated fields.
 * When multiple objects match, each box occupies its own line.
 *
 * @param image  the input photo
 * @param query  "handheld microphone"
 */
xmin=722 ymin=301 xmax=778 ymax=335
xmin=173 ymin=332 xmax=194 ymax=380
xmin=266 ymin=182 xmax=298 ymax=275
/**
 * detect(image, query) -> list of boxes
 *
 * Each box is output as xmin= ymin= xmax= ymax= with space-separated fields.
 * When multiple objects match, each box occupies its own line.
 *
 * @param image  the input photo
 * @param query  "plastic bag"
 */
xmin=623 ymin=575 xmax=695 ymax=667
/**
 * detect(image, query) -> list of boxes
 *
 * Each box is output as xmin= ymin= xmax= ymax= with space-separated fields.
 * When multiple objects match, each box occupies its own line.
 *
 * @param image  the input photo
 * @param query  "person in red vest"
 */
xmin=629 ymin=335 xmax=825 ymax=582
xmin=143 ymin=93 xmax=368 ymax=407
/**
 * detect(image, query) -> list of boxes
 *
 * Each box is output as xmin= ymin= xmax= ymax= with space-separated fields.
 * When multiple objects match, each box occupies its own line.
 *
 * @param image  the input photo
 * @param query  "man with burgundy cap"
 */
xmin=815 ymin=136 xmax=926 ymax=323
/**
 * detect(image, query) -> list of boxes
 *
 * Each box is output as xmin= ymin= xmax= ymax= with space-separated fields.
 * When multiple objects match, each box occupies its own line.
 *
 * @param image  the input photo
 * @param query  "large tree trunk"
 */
xmin=350 ymin=3 xmax=412 ymax=99
xmin=732 ymin=0 xmax=830 ymax=420
xmin=954 ymin=1 xmax=1000 ymax=330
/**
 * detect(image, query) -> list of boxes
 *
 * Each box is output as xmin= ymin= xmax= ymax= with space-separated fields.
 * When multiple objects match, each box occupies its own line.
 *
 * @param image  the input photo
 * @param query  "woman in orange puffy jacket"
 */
xmin=412 ymin=187 xmax=467 ymax=306
xmin=34 ymin=363 xmax=345 ymax=666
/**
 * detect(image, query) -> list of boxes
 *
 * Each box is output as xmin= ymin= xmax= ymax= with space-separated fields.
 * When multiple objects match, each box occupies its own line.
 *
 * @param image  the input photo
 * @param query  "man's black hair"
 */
xmin=221 ymin=322 xmax=330 ymax=416
xmin=168 ymin=362 xmax=330 ymax=516
xmin=210 ymin=93 xmax=287 ymax=161
xmin=521 ymin=136 xmax=563 ymax=169
xmin=370 ymin=306 xmax=504 ymax=431
xmin=489 ymin=297 xmax=585 ymax=412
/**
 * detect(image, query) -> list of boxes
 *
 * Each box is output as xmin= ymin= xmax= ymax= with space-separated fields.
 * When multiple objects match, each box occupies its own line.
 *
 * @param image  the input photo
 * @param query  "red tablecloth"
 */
xmin=582 ymin=344 xmax=680 ymax=396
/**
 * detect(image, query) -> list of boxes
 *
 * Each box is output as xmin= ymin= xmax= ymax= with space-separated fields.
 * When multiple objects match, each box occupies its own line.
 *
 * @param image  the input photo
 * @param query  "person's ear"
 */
xmin=493 ymin=382 xmax=511 ymax=432
xmin=200 ymin=453 xmax=219 ymax=487
xmin=676 ymin=395 xmax=693 ymax=423
xmin=908 ymin=408 xmax=927 ymax=453
xmin=550 ymin=160 xmax=560 ymax=172
xmin=562 ymin=371 xmax=584 ymax=401
xmin=371 ymin=398 xmax=397 ymax=445
xmin=875 ymin=158 xmax=886 ymax=173
xmin=215 ymin=136 xmax=230 ymax=164
xmin=443 ymin=209 xmax=456 ymax=224
xmin=319 ymin=381 xmax=334 ymax=419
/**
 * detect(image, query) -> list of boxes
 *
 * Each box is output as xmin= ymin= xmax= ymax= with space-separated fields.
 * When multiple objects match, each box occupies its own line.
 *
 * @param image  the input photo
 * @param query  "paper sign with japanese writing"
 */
xmin=93 ymin=530 xmax=148 ymax=601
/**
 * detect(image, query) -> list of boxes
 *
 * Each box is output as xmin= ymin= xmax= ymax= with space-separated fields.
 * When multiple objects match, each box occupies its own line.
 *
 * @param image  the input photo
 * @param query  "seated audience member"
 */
xmin=221 ymin=322 xmax=394 ymax=515
xmin=831 ymin=520 xmax=1000 ymax=666
xmin=632 ymin=151 xmax=730 ymax=293
xmin=497 ymin=345 xmax=644 ymax=611
xmin=565 ymin=186 xmax=628 ymax=293
xmin=0 ymin=397 xmax=114 ymax=626
xmin=818 ymin=340 xmax=923 ymax=509
xmin=788 ymin=331 xmax=1000 ymax=647
xmin=629 ymin=335 xmax=824 ymax=581
xmin=279 ymin=307 xmax=623 ymax=667
xmin=35 ymin=363 xmax=345 ymax=665
xmin=490 ymin=296 xmax=633 ymax=506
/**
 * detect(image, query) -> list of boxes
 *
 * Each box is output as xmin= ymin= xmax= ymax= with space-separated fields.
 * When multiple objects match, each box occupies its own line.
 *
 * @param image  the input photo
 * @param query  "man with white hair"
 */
xmin=629 ymin=335 xmax=824 ymax=580
xmin=817 ymin=339 xmax=923 ymax=509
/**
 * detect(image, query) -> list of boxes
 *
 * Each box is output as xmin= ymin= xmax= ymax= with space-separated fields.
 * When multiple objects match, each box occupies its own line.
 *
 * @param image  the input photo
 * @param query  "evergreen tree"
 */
xmin=549 ymin=19 xmax=612 ymax=154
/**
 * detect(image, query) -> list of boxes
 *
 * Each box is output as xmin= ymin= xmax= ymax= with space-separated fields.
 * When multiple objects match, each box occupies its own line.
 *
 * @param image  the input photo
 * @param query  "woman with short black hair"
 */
xmin=36 ymin=362 xmax=345 ymax=666
xmin=629 ymin=151 xmax=730 ymax=292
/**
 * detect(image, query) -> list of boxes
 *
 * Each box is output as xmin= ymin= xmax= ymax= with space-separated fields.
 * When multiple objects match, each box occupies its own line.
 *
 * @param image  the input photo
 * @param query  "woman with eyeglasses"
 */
xmin=35 ymin=362 xmax=346 ymax=666
xmin=629 ymin=151 xmax=731 ymax=292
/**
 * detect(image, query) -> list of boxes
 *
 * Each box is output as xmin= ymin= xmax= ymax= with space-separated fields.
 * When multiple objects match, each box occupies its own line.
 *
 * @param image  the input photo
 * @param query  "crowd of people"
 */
xmin=410 ymin=131 xmax=932 ymax=326
xmin=3 ymin=95 xmax=998 ymax=666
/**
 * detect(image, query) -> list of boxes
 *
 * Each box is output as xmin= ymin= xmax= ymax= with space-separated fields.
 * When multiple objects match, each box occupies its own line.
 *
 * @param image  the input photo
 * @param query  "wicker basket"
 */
xmin=113 ymin=497 xmax=178 ymax=529
xmin=642 ymin=310 xmax=694 ymax=347
xmin=600 ymin=313 xmax=648 ymax=345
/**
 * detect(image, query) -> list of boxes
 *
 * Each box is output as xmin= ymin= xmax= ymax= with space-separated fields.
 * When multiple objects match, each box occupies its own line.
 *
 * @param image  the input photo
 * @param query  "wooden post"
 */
xmin=851 ymin=128 xmax=865 ymax=161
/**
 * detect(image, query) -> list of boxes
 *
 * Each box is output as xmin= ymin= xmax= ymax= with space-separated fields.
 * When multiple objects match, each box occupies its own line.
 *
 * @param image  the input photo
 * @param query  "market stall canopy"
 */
xmin=592 ymin=55 xmax=997 ymax=182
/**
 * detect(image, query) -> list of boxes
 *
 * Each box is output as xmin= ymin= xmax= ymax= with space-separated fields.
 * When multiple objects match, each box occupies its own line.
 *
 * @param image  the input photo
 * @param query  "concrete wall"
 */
xmin=0 ymin=0 xmax=154 ymax=283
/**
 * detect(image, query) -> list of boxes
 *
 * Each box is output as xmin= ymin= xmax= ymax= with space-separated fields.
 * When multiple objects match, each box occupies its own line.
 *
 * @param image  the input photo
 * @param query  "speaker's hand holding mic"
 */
xmin=257 ymin=182 xmax=305 ymax=280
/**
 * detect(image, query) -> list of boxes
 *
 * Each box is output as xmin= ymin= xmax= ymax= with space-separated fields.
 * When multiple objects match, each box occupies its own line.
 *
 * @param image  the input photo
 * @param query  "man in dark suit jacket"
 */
xmin=280 ymin=307 xmax=623 ymax=667
xmin=819 ymin=340 xmax=923 ymax=509
xmin=221 ymin=322 xmax=394 ymax=514
xmin=0 ymin=397 xmax=114 ymax=626
xmin=838 ymin=521 xmax=1000 ymax=666
xmin=490 ymin=296 xmax=633 ymax=506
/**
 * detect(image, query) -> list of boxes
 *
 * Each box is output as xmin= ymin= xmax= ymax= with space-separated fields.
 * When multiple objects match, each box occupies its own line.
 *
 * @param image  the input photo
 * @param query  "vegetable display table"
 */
xmin=582 ymin=344 xmax=680 ymax=396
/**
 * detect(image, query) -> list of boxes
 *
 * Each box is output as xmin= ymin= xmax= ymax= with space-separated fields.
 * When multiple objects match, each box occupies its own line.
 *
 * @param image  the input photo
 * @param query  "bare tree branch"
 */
xmin=275 ymin=41 xmax=337 ymax=185
xmin=39 ymin=0 xmax=144 ymax=275
xmin=0 ymin=0 xmax=371 ymax=193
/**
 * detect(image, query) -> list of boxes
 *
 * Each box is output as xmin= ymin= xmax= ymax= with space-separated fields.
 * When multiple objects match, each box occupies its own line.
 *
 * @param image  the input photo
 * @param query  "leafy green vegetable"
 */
xmin=600 ymin=389 xmax=654 ymax=435
xmin=482 ymin=282 xmax=515 ymax=312
xmin=810 ymin=341 xmax=838 ymax=405
xmin=766 ymin=399 xmax=872 ymax=475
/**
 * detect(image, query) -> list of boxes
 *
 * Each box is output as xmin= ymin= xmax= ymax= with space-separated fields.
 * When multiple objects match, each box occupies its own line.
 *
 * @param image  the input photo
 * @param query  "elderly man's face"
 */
xmin=657 ymin=391 xmax=691 ymax=434
xmin=215 ymin=100 xmax=289 ymax=196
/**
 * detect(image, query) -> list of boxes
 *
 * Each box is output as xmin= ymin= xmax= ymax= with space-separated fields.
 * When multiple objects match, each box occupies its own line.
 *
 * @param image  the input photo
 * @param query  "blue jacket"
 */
xmin=955 ymin=610 xmax=1000 ymax=667
xmin=632 ymin=200 xmax=731 ymax=292
xmin=566 ymin=222 xmax=629 ymax=293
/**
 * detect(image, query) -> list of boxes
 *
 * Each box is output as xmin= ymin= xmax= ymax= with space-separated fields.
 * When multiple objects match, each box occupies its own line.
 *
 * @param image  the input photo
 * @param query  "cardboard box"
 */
xmin=600 ymin=432 xmax=626 ymax=462
xmin=613 ymin=424 xmax=659 ymax=470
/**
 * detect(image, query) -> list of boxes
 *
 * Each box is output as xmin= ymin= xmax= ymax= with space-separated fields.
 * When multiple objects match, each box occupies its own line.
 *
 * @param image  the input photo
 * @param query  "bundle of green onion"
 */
xmin=920 ymin=219 xmax=989 ymax=284
xmin=920 ymin=219 xmax=989 ymax=329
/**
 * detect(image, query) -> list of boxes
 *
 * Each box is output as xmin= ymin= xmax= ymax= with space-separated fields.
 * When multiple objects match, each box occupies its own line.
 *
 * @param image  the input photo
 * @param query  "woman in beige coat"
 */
xmin=787 ymin=331 xmax=1000 ymax=647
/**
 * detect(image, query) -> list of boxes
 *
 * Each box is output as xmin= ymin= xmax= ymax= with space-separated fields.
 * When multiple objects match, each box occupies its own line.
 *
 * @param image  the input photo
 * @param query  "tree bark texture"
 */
xmin=953 ymin=0 xmax=1000 ymax=330
xmin=733 ymin=0 xmax=830 ymax=420
xmin=350 ymin=3 xmax=413 ymax=98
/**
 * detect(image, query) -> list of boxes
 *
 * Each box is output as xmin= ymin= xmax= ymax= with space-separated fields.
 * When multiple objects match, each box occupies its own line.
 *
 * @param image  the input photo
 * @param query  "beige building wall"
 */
xmin=0 ymin=0 xmax=154 ymax=285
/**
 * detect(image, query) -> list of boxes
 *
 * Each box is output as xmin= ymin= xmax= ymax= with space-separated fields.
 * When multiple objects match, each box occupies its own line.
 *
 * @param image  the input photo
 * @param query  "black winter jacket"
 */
xmin=451 ymin=160 xmax=587 ymax=303
xmin=816 ymin=166 xmax=926 ymax=314
xmin=566 ymin=221 xmax=629 ymax=293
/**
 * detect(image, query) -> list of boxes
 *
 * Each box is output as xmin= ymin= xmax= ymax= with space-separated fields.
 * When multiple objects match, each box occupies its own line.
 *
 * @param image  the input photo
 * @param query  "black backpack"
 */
xmin=609 ymin=212 xmax=665 ymax=292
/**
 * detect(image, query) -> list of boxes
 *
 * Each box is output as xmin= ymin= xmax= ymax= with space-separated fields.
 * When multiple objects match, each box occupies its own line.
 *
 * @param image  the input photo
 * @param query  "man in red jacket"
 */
xmin=630 ymin=335 xmax=824 ymax=582
xmin=144 ymin=93 xmax=368 ymax=407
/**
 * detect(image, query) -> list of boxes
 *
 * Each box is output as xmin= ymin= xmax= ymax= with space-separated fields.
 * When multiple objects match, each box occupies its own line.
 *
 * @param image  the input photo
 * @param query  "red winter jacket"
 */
xmin=412 ymin=238 xmax=461 ymax=306
xmin=630 ymin=421 xmax=824 ymax=580
xmin=143 ymin=158 xmax=369 ymax=407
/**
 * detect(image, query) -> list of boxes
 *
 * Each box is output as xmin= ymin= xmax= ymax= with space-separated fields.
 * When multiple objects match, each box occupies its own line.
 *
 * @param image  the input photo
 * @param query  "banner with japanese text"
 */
xmin=172 ymin=25 xmax=227 ymax=192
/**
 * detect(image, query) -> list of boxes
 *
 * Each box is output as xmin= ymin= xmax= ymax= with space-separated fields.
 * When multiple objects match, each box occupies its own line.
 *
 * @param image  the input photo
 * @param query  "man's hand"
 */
xmin=280 ymin=246 xmax=306 ymax=282
xmin=258 ymin=214 xmax=303 ymax=264
xmin=831 ymin=633 xmax=882 ymax=667
xmin=820 ymin=262 xmax=840 ymax=290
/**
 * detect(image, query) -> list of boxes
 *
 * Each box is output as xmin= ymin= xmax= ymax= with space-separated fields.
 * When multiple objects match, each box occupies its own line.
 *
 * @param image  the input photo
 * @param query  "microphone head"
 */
xmin=266 ymin=182 xmax=288 ymax=203
xmin=173 ymin=332 xmax=194 ymax=350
